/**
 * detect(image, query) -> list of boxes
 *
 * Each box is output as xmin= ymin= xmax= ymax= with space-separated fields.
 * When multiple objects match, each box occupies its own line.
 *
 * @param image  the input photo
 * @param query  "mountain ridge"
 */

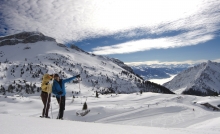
xmin=163 ymin=60 xmax=220 ymax=96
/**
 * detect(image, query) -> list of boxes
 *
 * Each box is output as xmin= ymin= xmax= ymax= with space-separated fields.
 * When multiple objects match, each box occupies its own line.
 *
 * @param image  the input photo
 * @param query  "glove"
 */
xmin=58 ymin=91 xmax=63 ymax=95
xmin=76 ymin=74 xmax=80 ymax=78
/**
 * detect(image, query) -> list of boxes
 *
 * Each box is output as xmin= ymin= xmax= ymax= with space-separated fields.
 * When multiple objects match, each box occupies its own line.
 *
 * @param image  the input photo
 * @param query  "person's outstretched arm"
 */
xmin=63 ymin=74 xmax=80 ymax=83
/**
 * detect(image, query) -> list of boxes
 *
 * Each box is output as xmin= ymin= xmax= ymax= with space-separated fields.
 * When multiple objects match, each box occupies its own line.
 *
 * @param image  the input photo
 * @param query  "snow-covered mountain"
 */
xmin=130 ymin=64 xmax=189 ymax=80
xmin=0 ymin=32 xmax=173 ymax=96
xmin=163 ymin=60 xmax=220 ymax=96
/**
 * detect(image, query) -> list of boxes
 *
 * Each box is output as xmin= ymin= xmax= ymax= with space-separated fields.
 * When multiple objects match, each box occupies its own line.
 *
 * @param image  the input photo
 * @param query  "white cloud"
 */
xmin=91 ymin=33 xmax=214 ymax=55
xmin=91 ymin=0 xmax=220 ymax=55
xmin=125 ymin=59 xmax=220 ymax=66
xmin=1 ymin=0 xmax=220 ymax=46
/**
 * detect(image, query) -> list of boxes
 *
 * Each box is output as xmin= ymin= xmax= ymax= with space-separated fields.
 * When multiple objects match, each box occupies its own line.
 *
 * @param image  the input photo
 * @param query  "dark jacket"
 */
xmin=52 ymin=76 xmax=77 ymax=97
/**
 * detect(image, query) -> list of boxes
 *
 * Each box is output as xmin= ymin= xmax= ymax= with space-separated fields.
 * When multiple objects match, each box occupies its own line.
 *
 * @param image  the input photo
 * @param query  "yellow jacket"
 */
xmin=41 ymin=74 xmax=53 ymax=93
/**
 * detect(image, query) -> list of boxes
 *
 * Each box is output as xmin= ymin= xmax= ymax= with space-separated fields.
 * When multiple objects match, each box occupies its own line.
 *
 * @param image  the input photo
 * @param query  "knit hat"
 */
xmin=54 ymin=74 xmax=59 ymax=78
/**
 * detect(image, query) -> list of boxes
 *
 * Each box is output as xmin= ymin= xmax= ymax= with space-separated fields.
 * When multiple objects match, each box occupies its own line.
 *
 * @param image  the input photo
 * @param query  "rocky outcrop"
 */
xmin=69 ymin=44 xmax=89 ymax=54
xmin=111 ymin=58 xmax=134 ymax=73
xmin=200 ymin=103 xmax=219 ymax=111
xmin=0 ymin=32 xmax=55 ymax=46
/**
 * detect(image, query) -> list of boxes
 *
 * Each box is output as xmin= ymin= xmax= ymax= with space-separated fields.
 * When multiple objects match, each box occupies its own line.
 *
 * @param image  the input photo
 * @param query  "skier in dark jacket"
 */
xmin=52 ymin=74 xmax=80 ymax=119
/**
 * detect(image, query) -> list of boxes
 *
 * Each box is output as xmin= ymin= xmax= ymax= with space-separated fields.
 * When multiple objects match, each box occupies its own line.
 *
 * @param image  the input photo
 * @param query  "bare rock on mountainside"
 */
xmin=111 ymin=58 xmax=134 ymax=74
xmin=0 ymin=32 xmax=55 ymax=46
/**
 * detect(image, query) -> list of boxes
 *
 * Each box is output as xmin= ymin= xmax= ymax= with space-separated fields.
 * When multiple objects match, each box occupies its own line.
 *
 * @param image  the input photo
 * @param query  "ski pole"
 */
xmin=51 ymin=101 xmax=53 ymax=119
xmin=78 ymin=77 xmax=81 ymax=92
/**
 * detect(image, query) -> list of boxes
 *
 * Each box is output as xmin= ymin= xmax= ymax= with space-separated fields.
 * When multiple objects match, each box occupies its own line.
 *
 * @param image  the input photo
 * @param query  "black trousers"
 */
xmin=41 ymin=91 xmax=51 ymax=117
xmin=56 ymin=96 xmax=65 ymax=119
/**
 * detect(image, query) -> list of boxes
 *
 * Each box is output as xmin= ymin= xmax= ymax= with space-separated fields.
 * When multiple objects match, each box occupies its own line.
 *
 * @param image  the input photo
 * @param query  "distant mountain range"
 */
xmin=129 ymin=64 xmax=193 ymax=80
xmin=163 ymin=60 xmax=220 ymax=96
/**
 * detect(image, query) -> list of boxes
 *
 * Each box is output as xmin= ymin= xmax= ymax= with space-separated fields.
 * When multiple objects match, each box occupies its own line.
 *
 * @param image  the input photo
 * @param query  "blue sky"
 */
xmin=1 ymin=0 xmax=220 ymax=65
xmin=72 ymin=35 xmax=220 ymax=63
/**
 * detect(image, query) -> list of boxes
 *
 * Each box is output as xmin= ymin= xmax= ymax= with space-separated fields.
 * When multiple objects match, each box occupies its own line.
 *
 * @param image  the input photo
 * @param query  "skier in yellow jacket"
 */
xmin=40 ymin=74 xmax=53 ymax=118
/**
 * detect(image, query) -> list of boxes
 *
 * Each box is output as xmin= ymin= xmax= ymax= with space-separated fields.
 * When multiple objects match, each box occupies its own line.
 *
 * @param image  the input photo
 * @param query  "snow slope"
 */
xmin=1 ymin=113 xmax=219 ymax=134
xmin=188 ymin=117 xmax=220 ymax=132
xmin=0 ymin=93 xmax=220 ymax=134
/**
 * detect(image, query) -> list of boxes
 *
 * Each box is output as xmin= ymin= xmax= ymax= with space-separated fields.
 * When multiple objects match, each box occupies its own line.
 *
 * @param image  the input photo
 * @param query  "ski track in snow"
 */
xmin=0 ymin=93 xmax=220 ymax=130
